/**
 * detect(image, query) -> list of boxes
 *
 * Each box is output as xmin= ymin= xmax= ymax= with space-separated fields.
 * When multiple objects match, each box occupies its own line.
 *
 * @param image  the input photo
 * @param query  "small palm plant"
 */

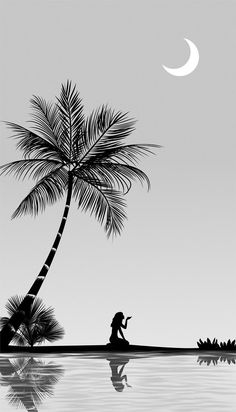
xmin=0 ymin=80 xmax=160 ymax=348
xmin=0 ymin=296 xmax=64 ymax=347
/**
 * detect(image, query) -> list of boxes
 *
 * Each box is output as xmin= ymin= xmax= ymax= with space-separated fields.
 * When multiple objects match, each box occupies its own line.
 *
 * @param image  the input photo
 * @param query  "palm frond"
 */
xmin=56 ymin=80 xmax=84 ymax=161
xmin=30 ymin=95 xmax=62 ymax=145
xmin=73 ymin=178 xmax=126 ymax=237
xmin=11 ymin=167 xmax=68 ymax=218
xmin=39 ymin=319 xmax=65 ymax=343
xmin=30 ymin=301 xmax=54 ymax=325
xmin=5 ymin=295 xmax=23 ymax=317
xmin=5 ymin=122 xmax=67 ymax=162
xmin=30 ymin=326 xmax=42 ymax=346
xmin=0 ymin=316 xmax=10 ymax=329
xmin=79 ymin=106 xmax=135 ymax=163
xmin=84 ymin=143 xmax=161 ymax=165
xmin=74 ymin=162 xmax=151 ymax=194
xmin=74 ymin=164 xmax=130 ymax=194
xmin=109 ymin=163 xmax=151 ymax=191
xmin=0 ymin=159 xmax=63 ymax=181
xmin=11 ymin=330 xmax=29 ymax=346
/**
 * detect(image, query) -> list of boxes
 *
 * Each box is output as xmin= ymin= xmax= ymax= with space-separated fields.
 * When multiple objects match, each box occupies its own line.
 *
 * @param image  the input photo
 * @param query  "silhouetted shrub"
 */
xmin=0 ymin=295 xmax=64 ymax=347
xmin=219 ymin=339 xmax=236 ymax=350
xmin=197 ymin=338 xmax=236 ymax=351
xmin=197 ymin=338 xmax=219 ymax=350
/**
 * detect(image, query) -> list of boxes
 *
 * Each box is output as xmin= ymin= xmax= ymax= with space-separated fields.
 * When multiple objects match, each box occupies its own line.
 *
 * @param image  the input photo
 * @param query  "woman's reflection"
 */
xmin=0 ymin=357 xmax=64 ymax=411
xmin=107 ymin=357 xmax=132 ymax=392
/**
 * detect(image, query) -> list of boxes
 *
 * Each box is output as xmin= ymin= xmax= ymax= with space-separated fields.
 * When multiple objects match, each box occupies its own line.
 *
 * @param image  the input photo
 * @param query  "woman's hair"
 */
xmin=111 ymin=312 xmax=124 ymax=327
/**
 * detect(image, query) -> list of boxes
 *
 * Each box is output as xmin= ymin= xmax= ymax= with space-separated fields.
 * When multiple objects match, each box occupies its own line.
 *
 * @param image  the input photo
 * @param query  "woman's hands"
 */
xmin=121 ymin=316 xmax=132 ymax=330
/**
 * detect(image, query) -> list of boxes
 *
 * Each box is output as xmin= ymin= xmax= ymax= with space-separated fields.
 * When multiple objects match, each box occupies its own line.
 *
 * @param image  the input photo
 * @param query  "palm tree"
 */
xmin=0 ymin=296 xmax=65 ymax=347
xmin=0 ymin=81 xmax=160 ymax=349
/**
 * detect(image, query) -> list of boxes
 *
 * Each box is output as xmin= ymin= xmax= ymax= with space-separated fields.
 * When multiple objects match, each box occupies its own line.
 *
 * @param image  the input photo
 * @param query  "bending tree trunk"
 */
xmin=0 ymin=173 xmax=73 ymax=351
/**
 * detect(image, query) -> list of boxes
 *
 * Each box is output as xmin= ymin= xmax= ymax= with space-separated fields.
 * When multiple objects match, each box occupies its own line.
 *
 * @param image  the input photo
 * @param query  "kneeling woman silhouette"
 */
xmin=110 ymin=312 xmax=132 ymax=346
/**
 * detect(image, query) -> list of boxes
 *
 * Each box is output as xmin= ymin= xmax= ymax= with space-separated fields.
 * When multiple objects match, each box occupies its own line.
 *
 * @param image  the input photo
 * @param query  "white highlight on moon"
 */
xmin=162 ymin=38 xmax=199 ymax=77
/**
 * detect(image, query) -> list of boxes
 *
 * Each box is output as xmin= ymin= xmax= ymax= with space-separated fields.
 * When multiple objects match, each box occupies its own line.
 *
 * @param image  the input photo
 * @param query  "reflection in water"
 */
xmin=0 ymin=357 xmax=64 ymax=411
xmin=198 ymin=353 xmax=236 ymax=366
xmin=107 ymin=357 xmax=132 ymax=392
xmin=1 ymin=353 xmax=236 ymax=412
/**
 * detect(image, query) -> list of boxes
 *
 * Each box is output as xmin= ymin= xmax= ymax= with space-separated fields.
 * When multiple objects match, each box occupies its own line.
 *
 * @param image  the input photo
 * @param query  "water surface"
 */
xmin=0 ymin=352 xmax=235 ymax=411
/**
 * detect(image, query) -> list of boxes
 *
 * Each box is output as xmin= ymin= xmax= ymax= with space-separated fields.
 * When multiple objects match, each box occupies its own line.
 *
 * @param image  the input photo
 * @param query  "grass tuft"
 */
xmin=197 ymin=338 xmax=236 ymax=350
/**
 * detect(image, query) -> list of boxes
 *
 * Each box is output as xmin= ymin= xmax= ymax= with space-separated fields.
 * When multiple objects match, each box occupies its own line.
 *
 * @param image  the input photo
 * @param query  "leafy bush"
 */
xmin=0 ymin=295 xmax=65 ymax=347
xmin=197 ymin=338 xmax=219 ymax=350
xmin=197 ymin=338 xmax=236 ymax=350
xmin=219 ymin=339 xmax=236 ymax=350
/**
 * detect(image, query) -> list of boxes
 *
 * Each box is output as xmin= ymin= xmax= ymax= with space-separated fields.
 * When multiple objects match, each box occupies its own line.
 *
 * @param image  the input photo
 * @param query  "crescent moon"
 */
xmin=162 ymin=38 xmax=199 ymax=77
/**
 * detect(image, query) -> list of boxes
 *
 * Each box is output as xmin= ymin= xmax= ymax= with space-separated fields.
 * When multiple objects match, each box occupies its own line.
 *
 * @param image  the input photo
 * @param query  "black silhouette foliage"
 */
xmin=197 ymin=338 xmax=236 ymax=351
xmin=219 ymin=339 xmax=236 ymax=350
xmin=1 ymin=81 xmax=160 ymax=237
xmin=0 ymin=81 xmax=160 ymax=348
xmin=0 ymin=296 xmax=64 ymax=347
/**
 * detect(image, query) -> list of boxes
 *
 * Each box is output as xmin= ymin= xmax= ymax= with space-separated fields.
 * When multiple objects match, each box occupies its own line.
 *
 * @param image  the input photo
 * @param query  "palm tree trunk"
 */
xmin=0 ymin=173 xmax=73 ymax=350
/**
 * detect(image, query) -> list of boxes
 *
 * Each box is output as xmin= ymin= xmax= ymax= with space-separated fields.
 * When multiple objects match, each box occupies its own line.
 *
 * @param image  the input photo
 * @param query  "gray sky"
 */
xmin=0 ymin=0 xmax=235 ymax=347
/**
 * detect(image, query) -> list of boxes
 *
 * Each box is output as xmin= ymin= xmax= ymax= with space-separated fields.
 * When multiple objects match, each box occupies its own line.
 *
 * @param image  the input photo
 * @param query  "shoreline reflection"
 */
xmin=197 ymin=353 xmax=236 ymax=366
xmin=0 ymin=357 xmax=64 ymax=411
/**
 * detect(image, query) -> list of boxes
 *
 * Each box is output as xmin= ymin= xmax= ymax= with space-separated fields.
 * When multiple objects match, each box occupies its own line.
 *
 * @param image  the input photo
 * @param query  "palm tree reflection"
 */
xmin=107 ymin=357 xmax=132 ymax=392
xmin=198 ymin=354 xmax=236 ymax=366
xmin=0 ymin=357 xmax=64 ymax=411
